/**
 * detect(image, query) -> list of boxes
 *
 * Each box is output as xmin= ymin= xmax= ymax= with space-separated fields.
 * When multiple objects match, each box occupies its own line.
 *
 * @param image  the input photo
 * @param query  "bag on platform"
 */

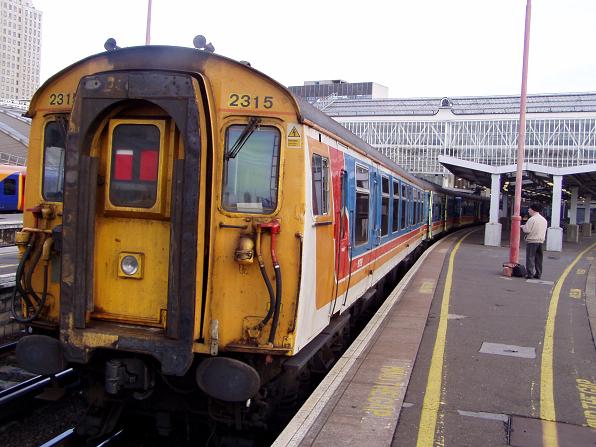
xmin=512 ymin=264 xmax=527 ymax=278
xmin=502 ymin=262 xmax=527 ymax=278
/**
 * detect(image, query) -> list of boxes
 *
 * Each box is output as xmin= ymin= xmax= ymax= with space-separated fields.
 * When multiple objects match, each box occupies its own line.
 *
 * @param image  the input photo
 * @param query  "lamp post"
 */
xmin=509 ymin=0 xmax=532 ymax=265
xmin=146 ymin=0 xmax=152 ymax=45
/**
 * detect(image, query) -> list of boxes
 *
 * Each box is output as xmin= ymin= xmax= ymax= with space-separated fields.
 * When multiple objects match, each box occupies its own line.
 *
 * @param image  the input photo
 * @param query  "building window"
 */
xmin=355 ymin=164 xmax=369 ymax=246
xmin=381 ymin=175 xmax=389 ymax=236
xmin=311 ymin=153 xmax=330 ymax=216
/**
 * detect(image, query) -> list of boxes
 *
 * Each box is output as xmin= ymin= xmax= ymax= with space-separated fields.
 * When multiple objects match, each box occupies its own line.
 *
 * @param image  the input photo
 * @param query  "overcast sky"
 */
xmin=33 ymin=0 xmax=595 ymax=98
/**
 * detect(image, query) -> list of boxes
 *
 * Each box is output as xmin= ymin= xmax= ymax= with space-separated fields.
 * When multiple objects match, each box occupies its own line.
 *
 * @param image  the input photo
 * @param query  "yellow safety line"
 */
xmin=416 ymin=231 xmax=472 ymax=447
xmin=540 ymin=240 xmax=596 ymax=447
xmin=0 ymin=264 xmax=17 ymax=269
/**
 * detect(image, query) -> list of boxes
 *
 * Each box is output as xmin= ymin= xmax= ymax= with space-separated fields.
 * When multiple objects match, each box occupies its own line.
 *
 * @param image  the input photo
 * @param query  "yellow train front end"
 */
xmin=15 ymin=44 xmax=307 ymax=434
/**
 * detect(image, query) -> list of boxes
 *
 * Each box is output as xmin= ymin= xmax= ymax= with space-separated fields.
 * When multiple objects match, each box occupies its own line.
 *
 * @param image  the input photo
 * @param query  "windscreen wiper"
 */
xmin=226 ymin=117 xmax=261 ymax=159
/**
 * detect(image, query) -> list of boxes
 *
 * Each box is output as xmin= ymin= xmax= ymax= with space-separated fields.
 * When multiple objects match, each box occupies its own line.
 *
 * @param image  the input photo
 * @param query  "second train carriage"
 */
xmin=0 ymin=164 xmax=26 ymax=211
xmin=14 ymin=42 xmax=487 ymax=433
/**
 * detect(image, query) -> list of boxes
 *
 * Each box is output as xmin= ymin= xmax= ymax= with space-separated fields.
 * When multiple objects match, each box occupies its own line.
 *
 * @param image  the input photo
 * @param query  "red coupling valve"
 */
xmin=258 ymin=219 xmax=281 ymax=234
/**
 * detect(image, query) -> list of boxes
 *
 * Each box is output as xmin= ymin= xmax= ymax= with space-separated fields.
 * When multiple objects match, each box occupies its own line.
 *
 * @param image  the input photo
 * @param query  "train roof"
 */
xmin=28 ymin=45 xmax=479 ymax=198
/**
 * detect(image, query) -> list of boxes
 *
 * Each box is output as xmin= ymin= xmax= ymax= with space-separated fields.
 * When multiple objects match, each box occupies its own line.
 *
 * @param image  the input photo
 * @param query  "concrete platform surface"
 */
xmin=394 ymin=229 xmax=596 ymax=446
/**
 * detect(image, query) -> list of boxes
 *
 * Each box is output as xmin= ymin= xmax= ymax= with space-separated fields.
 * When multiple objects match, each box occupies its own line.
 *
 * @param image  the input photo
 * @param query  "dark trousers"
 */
xmin=526 ymin=243 xmax=543 ymax=278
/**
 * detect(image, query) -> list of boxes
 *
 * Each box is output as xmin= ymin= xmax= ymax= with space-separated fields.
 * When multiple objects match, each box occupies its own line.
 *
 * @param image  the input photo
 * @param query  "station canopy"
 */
xmin=439 ymin=156 xmax=596 ymax=202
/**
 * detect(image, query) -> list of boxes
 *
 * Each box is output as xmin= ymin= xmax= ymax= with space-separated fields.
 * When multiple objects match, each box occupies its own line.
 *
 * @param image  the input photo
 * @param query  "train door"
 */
xmin=426 ymin=191 xmax=432 ymax=239
xmin=59 ymin=71 xmax=206 ymax=375
xmin=353 ymin=162 xmax=374 ymax=286
xmin=444 ymin=196 xmax=450 ymax=231
xmin=92 ymin=116 xmax=177 ymax=326
xmin=310 ymin=141 xmax=336 ymax=311
xmin=379 ymin=174 xmax=390 ymax=245
xmin=455 ymin=197 xmax=462 ymax=226
xmin=75 ymin=80 xmax=205 ymax=333
xmin=370 ymin=168 xmax=388 ymax=276
xmin=372 ymin=168 xmax=382 ymax=249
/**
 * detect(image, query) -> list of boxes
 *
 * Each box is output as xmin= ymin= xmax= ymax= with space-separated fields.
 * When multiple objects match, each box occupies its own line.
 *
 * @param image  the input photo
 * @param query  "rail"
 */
xmin=0 ymin=273 xmax=15 ymax=288
xmin=0 ymin=340 xmax=17 ymax=354
xmin=39 ymin=428 xmax=124 ymax=447
xmin=0 ymin=368 xmax=76 ymax=406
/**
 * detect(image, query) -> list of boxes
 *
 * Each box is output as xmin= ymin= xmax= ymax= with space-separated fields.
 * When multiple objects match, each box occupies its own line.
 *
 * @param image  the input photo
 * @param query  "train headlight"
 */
xmin=121 ymin=256 xmax=138 ymax=275
xmin=118 ymin=253 xmax=143 ymax=279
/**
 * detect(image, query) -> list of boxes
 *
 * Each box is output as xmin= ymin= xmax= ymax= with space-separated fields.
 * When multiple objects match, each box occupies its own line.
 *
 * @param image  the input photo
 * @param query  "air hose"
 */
xmin=11 ymin=233 xmax=52 ymax=323
xmin=255 ymin=227 xmax=275 ymax=329
xmin=267 ymin=225 xmax=282 ymax=345
xmin=269 ymin=264 xmax=282 ymax=344
xmin=254 ymin=221 xmax=283 ymax=345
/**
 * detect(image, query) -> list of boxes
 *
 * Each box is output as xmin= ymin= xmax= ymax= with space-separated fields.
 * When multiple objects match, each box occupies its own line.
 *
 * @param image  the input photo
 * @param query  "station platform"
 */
xmin=274 ymin=228 xmax=596 ymax=447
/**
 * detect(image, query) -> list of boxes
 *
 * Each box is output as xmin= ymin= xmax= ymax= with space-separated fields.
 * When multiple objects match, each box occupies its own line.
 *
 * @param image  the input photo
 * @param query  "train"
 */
xmin=13 ymin=40 xmax=488 ymax=439
xmin=0 ymin=164 xmax=25 ymax=211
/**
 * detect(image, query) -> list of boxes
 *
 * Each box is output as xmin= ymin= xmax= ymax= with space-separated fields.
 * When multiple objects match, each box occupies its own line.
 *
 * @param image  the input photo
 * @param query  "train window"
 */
xmin=3 ymin=178 xmax=15 ymax=195
xmin=42 ymin=121 xmax=65 ymax=202
xmin=109 ymin=124 xmax=160 ymax=208
xmin=311 ymin=154 xmax=329 ymax=216
xmin=381 ymin=176 xmax=389 ymax=236
xmin=355 ymin=164 xmax=369 ymax=246
xmin=433 ymin=198 xmax=441 ymax=222
xmin=408 ymin=187 xmax=413 ymax=226
xmin=400 ymin=184 xmax=407 ymax=230
xmin=222 ymin=124 xmax=280 ymax=214
xmin=417 ymin=192 xmax=422 ymax=223
xmin=414 ymin=190 xmax=418 ymax=224
xmin=392 ymin=180 xmax=399 ymax=232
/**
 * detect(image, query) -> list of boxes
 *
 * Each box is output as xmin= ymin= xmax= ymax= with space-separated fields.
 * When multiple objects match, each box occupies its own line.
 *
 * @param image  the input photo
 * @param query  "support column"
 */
xmin=546 ymin=175 xmax=563 ymax=251
xmin=582 ymin=193 xmax=592 ymax=237
xmin=499 ymin=194 xmax=510 ymax=230
xmin=485 ymin=173 xmax=502 ymax=246
xmin=567 ymin=186 xmax=579 ymax=243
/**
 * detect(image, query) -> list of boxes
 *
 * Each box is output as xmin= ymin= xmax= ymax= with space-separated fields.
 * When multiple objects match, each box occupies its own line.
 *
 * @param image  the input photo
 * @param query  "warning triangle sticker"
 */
xmin=288 ymin=127 xmax=300 ymax=138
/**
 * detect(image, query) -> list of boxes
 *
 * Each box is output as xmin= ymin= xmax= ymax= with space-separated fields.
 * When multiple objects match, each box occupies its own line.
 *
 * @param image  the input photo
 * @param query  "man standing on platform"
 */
xmin=521 ymin=203 xmax=548 ymax=279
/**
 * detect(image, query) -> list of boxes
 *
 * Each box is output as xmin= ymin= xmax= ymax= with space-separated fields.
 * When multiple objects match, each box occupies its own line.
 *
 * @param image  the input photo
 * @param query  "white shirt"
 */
xmin=521 ymin=213 xmax=548 ymax=243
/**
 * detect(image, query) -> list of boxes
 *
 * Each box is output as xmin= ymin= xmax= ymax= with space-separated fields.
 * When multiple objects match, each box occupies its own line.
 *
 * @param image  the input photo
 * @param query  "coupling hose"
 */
xmin=11 ymin=233 xmax=51 ymax=323
xmin=256 ymin=228 xmax=275 ymax=329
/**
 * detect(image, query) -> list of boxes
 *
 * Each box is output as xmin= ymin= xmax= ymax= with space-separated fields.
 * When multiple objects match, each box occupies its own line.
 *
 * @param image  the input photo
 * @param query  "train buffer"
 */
xmin=274 ymin=228 xmax=596 ymax=446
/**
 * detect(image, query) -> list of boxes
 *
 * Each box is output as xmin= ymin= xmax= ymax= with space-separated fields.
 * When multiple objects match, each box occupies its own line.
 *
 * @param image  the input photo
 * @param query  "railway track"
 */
xmin=0 ymin=340 xmax=17 ymax=354
xmin=0 ymin=368 xmax=76 ymax=409
xmin=39 ymin=428 xmax=124 ymax=447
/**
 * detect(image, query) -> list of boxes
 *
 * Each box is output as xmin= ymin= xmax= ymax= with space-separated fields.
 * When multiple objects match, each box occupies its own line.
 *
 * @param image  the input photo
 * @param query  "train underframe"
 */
xmin=64 ymin=244 xmax=426 ymax=441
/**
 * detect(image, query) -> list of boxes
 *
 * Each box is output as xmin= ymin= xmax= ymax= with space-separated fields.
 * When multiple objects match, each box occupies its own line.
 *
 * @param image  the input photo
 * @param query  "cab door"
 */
xmin=92 ymin=118 xmax=175 ymax=327
xmin=310 ymin=140 xmax=336 ymax=311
